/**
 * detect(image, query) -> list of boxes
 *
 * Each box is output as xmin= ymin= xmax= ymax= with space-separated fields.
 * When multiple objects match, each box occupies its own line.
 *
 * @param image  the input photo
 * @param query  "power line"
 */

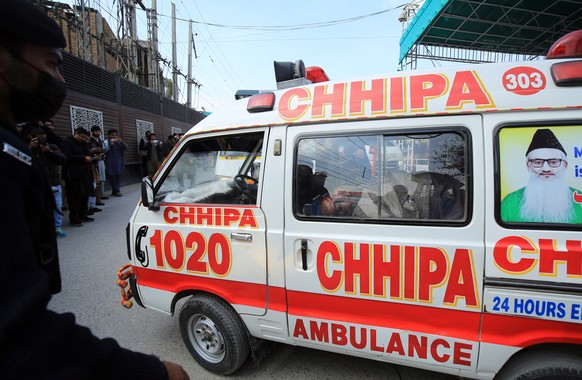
xmin=190 ymin=1 xmax=246 ymax=89
xmin=214 ymin=35 xmax=400 ymax=43
xmin=47 ymin=1 xmax=406 ymax=110
xmin=154 ymin=6 xmax=403 ymax=31
xmin=152 ymin=2 xmax=406 ymax=104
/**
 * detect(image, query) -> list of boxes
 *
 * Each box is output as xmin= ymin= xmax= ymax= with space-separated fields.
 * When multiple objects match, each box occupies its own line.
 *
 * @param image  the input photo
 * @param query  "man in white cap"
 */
xmin=501 ymin=128 xmax=582 ymax=223
xmin=0 ymin=1 xmax=188 ymax=378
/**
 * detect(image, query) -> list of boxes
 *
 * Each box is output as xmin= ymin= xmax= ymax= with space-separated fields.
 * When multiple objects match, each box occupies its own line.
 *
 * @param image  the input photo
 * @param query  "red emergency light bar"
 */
xmin=551 ymin=61 xmax=582 ymax=86
xmin=274 ymin=60 xmax=329 ymax=89
xmin=548 ymin=30 xmax=582 ymax=86
xmin=547 ymin=30 xmax=582 ymax=59
xmin=247 ymin=92 xmax=275 ymax=113
xmin=306 ymin=66 xmax=330 ymax=83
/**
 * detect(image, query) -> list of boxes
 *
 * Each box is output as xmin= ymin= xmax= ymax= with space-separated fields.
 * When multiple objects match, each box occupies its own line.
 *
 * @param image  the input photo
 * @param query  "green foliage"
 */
xmin=165 ymin=78 xmax=174 ymax=100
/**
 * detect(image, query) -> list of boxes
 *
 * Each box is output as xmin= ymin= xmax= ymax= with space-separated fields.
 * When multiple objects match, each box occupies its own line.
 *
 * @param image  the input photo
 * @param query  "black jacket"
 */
xmin=144 ymin=140 xmax=163 ymax=161
xmin=0 ymin=120 xmax=168 ymax=379
xmin=31 ymin=143 xmax=67 ymax=186
xmin=60 ymin=135 xmax=91 ymax=182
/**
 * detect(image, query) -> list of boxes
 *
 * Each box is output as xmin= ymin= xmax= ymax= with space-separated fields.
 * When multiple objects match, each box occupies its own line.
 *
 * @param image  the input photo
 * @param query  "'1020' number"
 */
xmin=151 ymin=230 xmax=232 ymax=276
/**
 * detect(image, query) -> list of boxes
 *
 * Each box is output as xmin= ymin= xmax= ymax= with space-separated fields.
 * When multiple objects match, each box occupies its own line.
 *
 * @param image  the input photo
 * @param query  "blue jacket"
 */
xmin=104 ymin=137 xmax=127 ymax=176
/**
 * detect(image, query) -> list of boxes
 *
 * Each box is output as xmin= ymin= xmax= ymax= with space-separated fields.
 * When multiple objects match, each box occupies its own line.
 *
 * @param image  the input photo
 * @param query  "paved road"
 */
xmin=48 ymin=183 xmax=460 ymax=380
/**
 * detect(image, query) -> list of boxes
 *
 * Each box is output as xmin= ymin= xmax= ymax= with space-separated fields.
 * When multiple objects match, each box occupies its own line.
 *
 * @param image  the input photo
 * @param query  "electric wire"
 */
xmin=190 ymin=1 xmax=247 ymax=89
xmin=50 ymin=1 xmax=406 ymax=111
xmin=155 ymin=6 xmax=404 ymax=31
xmin=182 ymin=0 xmax=248 ymax=104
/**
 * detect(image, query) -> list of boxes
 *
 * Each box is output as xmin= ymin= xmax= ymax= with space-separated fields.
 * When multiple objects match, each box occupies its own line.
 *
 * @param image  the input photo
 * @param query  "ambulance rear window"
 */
xmin=294 ymin=131 xmax=469 ymax=224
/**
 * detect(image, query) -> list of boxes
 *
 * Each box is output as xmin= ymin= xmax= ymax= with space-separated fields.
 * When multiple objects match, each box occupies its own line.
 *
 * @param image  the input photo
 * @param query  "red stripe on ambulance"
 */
xmin=134 ymin=267 xmax=286 ymax=312
xmin=135 ymin=267 xmax=582 ymax=350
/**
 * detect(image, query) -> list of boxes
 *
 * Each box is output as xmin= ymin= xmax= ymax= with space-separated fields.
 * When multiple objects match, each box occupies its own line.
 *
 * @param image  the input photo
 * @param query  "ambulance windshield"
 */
xmin=156 ymin=132 xmax=264 ymax=205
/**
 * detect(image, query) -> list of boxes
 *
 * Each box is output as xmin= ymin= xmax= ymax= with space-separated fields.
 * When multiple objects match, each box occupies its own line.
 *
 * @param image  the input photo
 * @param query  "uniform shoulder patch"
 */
xmin=1 ymin=141 xmax=32 ymax=166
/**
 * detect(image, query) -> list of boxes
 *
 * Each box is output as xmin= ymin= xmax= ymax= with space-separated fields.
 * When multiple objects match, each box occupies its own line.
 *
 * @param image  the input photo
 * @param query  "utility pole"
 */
xmin=74 ymin=0 xmax=93 ymax=63
xmin=398 ymin=1 xmax=425 ymax=70
xmin=147 ymin=0 xmax=161 ymax=93
xmin=95 ymin=10 xmax=105 ymax=68
xmin=171 ymin=3 xmax=178 ymax=101
xmin=117 ymin=0 xmax=136 ymax=82
xmin=187 ymin=20 xmax=193 ymax=107
xmin=130 ymin=1 xmax=139 ymax=84
xmin=117 ymin=0 xmax=129 ymax=79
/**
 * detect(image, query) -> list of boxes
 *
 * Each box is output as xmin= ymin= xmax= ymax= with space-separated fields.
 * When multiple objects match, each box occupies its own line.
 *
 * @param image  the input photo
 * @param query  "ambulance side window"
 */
xmin=294 ymin=131 xmax=468 ymax=223
xmin=156 ymin=132 xmax=263 ymax=205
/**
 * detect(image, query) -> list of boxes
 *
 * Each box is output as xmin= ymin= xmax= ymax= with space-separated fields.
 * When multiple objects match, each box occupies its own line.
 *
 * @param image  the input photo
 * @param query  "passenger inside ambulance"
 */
xmin=295 ymin=137 xmax=369 ymax=216
xmin=295 ymin=164 xmax=335 ymax=216
xmin=351 ymin=171 xmax=465 ymax=220
xmin=294 ymin=132 xmax=467 ymax=222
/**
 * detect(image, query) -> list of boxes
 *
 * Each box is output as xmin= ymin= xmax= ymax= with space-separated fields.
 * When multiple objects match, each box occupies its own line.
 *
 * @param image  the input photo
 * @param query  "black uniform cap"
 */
xmin=526 ymin=129 xmax=566 ymax=156
xmin=0 ymin=0 xmax=66 ymax=48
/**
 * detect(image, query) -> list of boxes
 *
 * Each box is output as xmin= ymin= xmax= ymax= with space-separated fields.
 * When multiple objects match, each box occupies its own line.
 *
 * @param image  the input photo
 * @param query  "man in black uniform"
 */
xmin=60 ymin=127 xmax=95 ymax=226
xmin=0 ymin=1 xmax=189 ymax=379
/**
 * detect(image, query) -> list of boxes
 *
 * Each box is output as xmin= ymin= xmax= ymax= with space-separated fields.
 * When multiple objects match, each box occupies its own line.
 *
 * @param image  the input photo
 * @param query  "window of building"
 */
xmin=295 ymin=130 xmax=469 ymax=223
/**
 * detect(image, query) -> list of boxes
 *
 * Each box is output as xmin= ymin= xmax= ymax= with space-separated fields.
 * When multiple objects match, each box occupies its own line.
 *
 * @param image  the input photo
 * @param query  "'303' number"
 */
xmin=502 ymin=66 xmax=546 ymax=95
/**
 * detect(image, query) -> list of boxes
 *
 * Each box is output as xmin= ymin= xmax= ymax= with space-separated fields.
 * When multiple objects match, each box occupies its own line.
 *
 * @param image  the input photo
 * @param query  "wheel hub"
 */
xmin=187 ymin=314 xmax=225 ymax=363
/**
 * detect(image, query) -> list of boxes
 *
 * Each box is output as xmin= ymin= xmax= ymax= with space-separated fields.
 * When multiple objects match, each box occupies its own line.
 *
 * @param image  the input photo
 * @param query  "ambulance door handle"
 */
xmin=301 ymin=240 xmax=308 ymax=270
xmin=231 ymin=232 xmax=252 ymax=241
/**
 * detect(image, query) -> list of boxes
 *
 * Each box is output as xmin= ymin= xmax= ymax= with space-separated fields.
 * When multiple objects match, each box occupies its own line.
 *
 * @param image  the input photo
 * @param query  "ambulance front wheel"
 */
xmin=495 ymin=348 xmax=582 ymax=380
xmin=179 ymin=294 xmax=250 ymax=375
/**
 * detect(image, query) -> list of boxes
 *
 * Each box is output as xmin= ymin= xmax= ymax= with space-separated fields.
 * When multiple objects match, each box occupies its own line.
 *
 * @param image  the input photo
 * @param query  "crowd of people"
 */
xmin=139 ymin=131 xmax=183 ymax=177
xmin=20 ymin=120 xmax=128 ymax=235
xmin=0 ymin=0 xmax=189 ymax=378
xmin=24 ymin=122 xmax=185 ymax=239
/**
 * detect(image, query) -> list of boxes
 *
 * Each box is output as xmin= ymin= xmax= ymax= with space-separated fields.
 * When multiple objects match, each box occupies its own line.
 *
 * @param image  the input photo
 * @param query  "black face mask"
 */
xmin=6 ymin=57 xmax=67 ymax=123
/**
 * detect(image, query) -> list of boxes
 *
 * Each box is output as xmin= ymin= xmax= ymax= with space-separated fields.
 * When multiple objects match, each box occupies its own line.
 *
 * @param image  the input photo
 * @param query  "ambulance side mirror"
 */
xmin=141 ymin=176 xmax=159 ymax=211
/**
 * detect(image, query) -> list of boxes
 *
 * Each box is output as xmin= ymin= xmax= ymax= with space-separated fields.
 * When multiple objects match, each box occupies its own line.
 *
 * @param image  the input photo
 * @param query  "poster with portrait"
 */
xmin=498 ymin=126 xmax=582 ymax=224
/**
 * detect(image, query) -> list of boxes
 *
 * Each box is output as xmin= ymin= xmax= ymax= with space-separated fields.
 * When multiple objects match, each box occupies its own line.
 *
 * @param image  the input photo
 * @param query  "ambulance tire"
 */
xmin=495 ymin=348 xmax=582 ymax=380
xmin=179 ymin=295 xmax=250 ymax=375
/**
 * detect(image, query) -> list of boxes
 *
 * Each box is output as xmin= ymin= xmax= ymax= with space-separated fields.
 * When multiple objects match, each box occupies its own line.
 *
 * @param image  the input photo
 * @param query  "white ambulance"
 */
xmin=118 ymin=30 xmax=582 ymax=379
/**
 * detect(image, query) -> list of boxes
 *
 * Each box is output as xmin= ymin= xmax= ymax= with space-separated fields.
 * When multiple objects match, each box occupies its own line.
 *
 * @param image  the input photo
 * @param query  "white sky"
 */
xmin=60 ymin=1 xmax=413 ymax=112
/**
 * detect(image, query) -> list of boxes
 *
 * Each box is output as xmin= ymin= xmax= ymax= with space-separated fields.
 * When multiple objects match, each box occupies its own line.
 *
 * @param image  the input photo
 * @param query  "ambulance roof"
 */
xmin=187 ymin=57 xmax=582 ymax=136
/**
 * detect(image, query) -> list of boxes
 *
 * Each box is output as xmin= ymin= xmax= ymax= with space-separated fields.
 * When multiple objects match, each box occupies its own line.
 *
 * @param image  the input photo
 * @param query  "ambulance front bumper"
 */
xmin=116 ymin=264 xmax=144 ymax=309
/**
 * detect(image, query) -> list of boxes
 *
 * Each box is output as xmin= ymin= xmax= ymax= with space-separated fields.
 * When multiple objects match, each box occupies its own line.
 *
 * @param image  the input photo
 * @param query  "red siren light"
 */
xmin=547 ymin=30 xmax=582 ymax=59
xmin=306 ymin=66 xmax=330 ymax=83
xmin=247 ymin=92 xmax=275 ymax=113
xmin=547 ymin=30 xmax=582 ymax=86
xmin=550 ymin=60 xmax=582 ymax=86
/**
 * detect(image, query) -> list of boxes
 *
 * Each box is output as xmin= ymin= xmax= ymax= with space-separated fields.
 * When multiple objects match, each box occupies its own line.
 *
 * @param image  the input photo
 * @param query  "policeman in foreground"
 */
xmin=0 ymin=1 xmax=189 ymax=379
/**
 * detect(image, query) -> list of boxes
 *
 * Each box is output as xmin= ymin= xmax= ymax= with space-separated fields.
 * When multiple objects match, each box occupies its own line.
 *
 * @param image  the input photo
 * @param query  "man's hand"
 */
xmin=163 ymin=361 xmax=190 ymax=380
